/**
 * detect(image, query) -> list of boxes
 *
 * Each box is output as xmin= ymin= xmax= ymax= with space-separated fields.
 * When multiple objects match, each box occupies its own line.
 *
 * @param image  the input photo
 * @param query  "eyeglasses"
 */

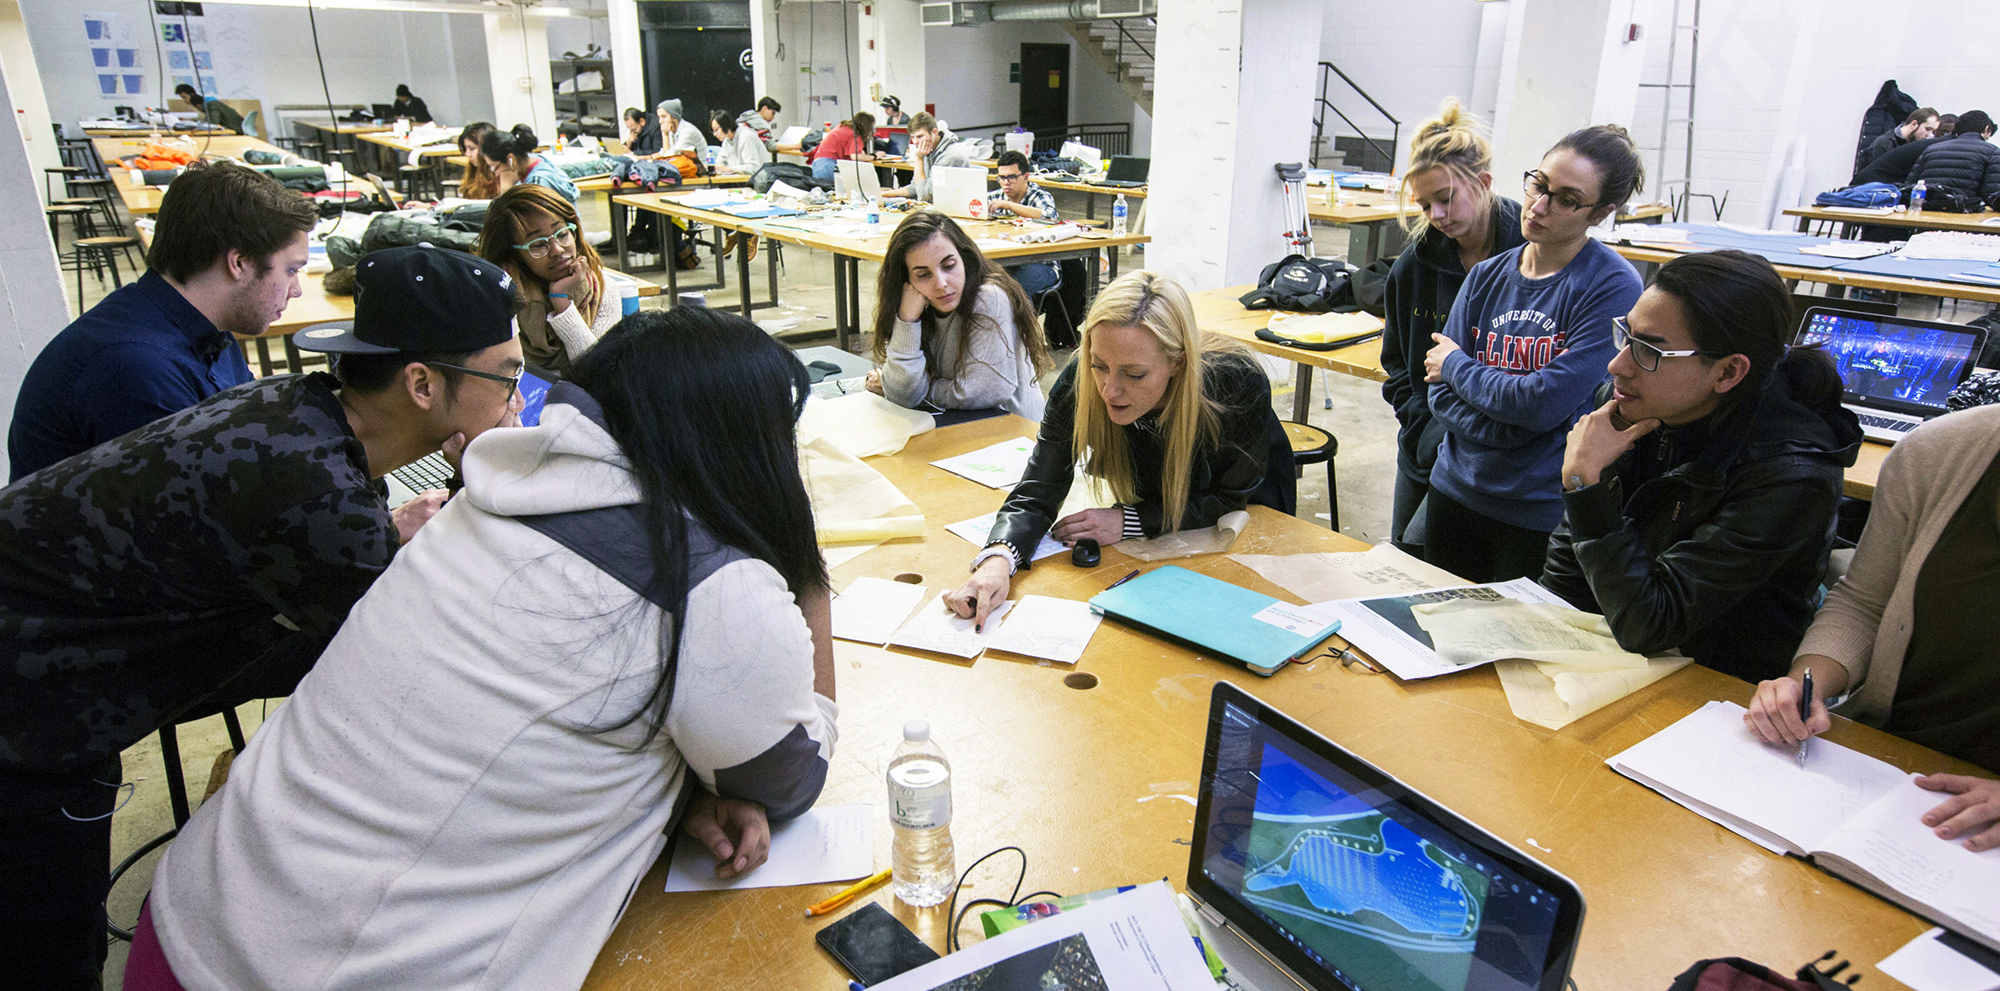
xmin=512 ymin=224 xmax=577 ymax=260
xmin=1613 ymin=315 xmax=1726 ymax=372
xmin=425 ymin=361 xmax=524 ymax=404
xmin=1522 ymin=170 xmax=1606 ymax=214
xmin=997 ymin=171 xmax=1026 ymax=181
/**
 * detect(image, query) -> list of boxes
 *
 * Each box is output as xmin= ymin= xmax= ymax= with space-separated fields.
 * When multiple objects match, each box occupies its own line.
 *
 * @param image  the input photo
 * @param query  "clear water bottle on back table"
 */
xmin=887 ymin=720 xmax=955 ymax=907
xmin=1112 ymin=193 xmax=1129 ymax=235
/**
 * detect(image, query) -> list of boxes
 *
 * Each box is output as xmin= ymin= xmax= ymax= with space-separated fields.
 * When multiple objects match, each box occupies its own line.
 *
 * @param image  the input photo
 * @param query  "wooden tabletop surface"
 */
xmin=579 ymin=414 xmax=1958 ymax=991
xmin=91 ymin=135 xmax=291 ymax=216
xmin=1785 ymin=204 xmax=2000 ymax=234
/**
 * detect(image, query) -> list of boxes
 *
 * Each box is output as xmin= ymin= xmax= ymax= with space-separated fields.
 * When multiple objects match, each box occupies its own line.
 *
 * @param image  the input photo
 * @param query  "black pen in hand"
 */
xmin=1795 ymin=668 xmax=1814 ymax=769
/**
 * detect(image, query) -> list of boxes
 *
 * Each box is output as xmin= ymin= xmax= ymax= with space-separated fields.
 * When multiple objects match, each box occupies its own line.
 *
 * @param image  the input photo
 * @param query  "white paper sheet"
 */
xmin=1879 ymin=928 xmax=2000 ymax=991
xmin=801 ymin=436 xmax=924 ymax=568
xmin=872 ymin=881 xmax=1217 ymax=991
xmin=1312 ymin=578 xmax=1571 ymax=680
xmin=830 ymin=576 xmax=931 ymax=645
xmin=1229 ymin=545 xmax=1469 ymax=604
xmin=1411 ymin=598 xmax=1650 ymax=669
xmin=798 ymin=392 xmax=935 ymax=458
xmin=1817 ymin=776 xmax=2000 ymax=948
xmin=929 ymin=436 xmax=1036 ymax=489
xmin=887 ymin=591 xmax=1014 ymax=658
xmin=663 ymin=803 xmax=873 ymax=892
xmin=945 ymin=511 xmax=1066 ymax=562
xmin=1605 ymin=700 xmax=1910 ymax=856
xmin=984 ymin=595 xmax=1103 ymax=664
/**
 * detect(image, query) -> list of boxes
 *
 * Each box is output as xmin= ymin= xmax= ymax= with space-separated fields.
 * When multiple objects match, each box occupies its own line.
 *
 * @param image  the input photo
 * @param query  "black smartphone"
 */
xmin=814 ymin=901 xmax=941 ymax=985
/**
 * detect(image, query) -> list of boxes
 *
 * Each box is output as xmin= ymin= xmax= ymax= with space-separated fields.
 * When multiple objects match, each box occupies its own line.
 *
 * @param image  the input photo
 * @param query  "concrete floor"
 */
xmin=56 ymin=186 xmax=1987 ymax=985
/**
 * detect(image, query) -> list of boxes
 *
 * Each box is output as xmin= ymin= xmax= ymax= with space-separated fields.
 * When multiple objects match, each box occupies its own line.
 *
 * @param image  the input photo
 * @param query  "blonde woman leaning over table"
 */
xmin=944 ymin=271 xmax=1295 ymax=629
xmin=475 ymin=183 xmax=616 ymax=376
xmin=1745 ymin=404 xmax=2000 ymax=852
xmin=864 ymin=210 xmax=1052 ymax=420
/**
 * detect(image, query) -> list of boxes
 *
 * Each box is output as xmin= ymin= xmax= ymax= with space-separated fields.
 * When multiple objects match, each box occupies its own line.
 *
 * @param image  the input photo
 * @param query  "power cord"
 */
xmin=177 ymin=7 xmax=213 ymax=155
xmin=302 ymin=1 xmax=351 ymax=195
xmin=942 ymin=846 xmax=1070 ymax=953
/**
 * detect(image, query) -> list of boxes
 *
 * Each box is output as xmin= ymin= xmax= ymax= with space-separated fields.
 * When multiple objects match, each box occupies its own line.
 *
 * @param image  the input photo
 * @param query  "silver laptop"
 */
xmin=834 ymin=159 xmax=882 ymax=202
xmin=1185 ymin=682 xmax=1585 ymax=991
xmin=1798 ymin=308 xmax=1987 ymax=444
xmin=930 ymin=164 xmax=989 ymax=219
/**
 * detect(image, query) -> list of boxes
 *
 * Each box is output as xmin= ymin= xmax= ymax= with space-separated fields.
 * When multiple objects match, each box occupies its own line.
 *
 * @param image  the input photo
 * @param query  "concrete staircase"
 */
xmin=1060 ymin=18 xmax=1156 ymax=116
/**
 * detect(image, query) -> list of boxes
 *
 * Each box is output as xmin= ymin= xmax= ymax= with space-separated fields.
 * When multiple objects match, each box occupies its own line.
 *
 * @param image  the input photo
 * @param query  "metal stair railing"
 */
xmin=1312 ymin=61 xmax=1398 ymax=172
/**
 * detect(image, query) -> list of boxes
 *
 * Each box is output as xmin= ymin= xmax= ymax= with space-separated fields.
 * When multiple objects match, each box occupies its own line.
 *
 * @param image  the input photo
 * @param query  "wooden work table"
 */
xmin=1610 ymin=239 xmax=2000 ymax=306
xmin=1786 ymin=204 xmax=2000 ymax=236
xmin=580 ymin=415 xmax=1965 ymax=991
xmin=91 ymin=134 xmax=292 ymax=216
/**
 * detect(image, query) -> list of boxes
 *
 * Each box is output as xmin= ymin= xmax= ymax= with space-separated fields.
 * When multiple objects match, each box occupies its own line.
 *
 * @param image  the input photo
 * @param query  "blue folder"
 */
xmin=1087 ymin=566 xmax=1340 ymax=676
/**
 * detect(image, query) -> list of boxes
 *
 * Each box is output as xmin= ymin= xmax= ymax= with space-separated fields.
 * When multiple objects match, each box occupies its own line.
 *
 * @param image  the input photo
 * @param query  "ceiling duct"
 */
xmin=923 ymin=0 xmax=1156 ymax=26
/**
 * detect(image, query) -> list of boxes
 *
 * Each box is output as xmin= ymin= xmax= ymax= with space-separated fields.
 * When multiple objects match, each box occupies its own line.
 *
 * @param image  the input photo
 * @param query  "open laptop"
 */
xmin=1094 ymin=154 xmax=1150 ymax=188
xmin=371 ymin=103 xmax=397 ymax=121
xmin=386 ymin=364 xmax=557 ymax=506
xmin=834 ymin=158 xmax=882 ymax=202
xmin=1185 ymin=682 xmax=1585 ymax=991
xmin=1797 ymin=308 xmax=1987 ymax=444
xmin=929 ymin=164 xmax=990 ymax=220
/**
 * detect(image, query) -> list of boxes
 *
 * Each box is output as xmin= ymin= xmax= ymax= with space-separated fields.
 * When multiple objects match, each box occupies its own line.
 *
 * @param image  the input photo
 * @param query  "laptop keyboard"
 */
xmin=1855 ymin=413 xmax=1917 ymax=433
xmin=390 ymin=451 xmax=455 ymax=493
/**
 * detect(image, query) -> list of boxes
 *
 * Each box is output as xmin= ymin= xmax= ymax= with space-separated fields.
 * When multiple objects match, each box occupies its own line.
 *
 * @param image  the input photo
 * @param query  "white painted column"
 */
xmin=1491 ymin=0 xmax=1651 ymax=193
xmin=607 ymin=0 xmax=645 ymax=118
xmin=1148 ymin=0 xmax=1324 ymax=291
xmin=0 ymin=52 xmax=75 ymax=476
xmin=749 ymin=0 xmax=775 ymax=103
xmin=860 ymin=0 xmax=924 ymax=116
xmin=484 ymin=9 xmax=558 ymax=138
xmin=0 ymin=0 xmax=57 ymax=198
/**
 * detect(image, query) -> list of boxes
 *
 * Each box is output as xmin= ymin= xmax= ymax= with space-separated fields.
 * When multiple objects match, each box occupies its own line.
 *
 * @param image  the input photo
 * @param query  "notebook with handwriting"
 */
xmin=1607 ymin=700 xmax=2000 ymax=952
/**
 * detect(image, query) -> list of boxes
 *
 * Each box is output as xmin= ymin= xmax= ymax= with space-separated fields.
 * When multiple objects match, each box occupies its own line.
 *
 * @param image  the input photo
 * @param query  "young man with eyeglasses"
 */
xmin=0 ymin=245 xmax=522 ymax=990
xmin=1540 ymin=250 xmax=1859 ymax=682
xmin=988 ymin=150 xmax=1062 ymax=296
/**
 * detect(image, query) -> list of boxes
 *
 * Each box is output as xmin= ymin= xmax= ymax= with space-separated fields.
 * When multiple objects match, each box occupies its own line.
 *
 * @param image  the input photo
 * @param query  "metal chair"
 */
xmin=104 ymin=709 xmax=248 ymax=942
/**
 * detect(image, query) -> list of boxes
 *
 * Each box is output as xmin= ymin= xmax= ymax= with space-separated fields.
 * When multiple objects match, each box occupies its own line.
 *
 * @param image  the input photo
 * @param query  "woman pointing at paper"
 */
xmin=1746 ymin=402 xmax=2000 ymax=852
xmin=945 ymin=271 xmax=1293 ymax=628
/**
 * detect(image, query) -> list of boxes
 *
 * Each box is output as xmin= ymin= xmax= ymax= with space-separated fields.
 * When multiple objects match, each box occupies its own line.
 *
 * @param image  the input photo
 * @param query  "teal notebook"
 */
xmin=1086 ymin=566 xmax=1341 ymax=676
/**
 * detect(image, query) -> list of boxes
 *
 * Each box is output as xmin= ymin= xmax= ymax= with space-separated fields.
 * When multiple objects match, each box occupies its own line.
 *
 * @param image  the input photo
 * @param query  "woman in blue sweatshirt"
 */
xmin=1379 ymin=98 xmax=1525 ymax=557
xmin=1421 ymin=125 xmax=1646 ymax=582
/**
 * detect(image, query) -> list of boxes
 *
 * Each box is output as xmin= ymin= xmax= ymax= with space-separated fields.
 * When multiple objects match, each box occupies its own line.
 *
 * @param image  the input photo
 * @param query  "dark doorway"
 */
xmin=1019 ymin=43 xmax=1069 ymax=146
xmin=640 ymin=27 xmax=755 ymax=134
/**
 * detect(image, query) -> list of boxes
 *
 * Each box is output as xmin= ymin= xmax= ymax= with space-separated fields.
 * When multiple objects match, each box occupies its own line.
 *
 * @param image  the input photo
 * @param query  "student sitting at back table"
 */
xmin=945 ymin=271 xmax=1294 ymax=628
xmin=1851 ymin=134 xmax=1944 ymax=187
xmin=0 ymin=246 xmax=515 ymax=991
xmin=863 ymin=211 xmax=1050 ymax=421
xmin=133 ymin=307 xmax=839 ymax=991
xmin=987 ymin=151 xmax=1061 ymax=297
xmin=655 ymin=99 xmax=708 ymax=158
xmin=1421 ymin=124 xmax=1646 ymax=583
xmin=1906 ymin=109 xmax=2000 ymax=207
xmin=883 ymin=111 xmax=976 ymax=203
xmin=740 ymin=96 xmax=782 ymax=151
xmin=1380 ymin=98 xmax=1525 ymax=557
xmin=808 ymin=111 xmax=877 ymax=184
xmin=391 ymin=83 xmax=432 ymax=124
xmin=1539 ymin=251 xmax=1860 ymax=683
xmin=622 ymin=107 xmax=661 ymax=156
xmin=8 ymin=161 xmax=316 ymax=479
xmin=174 ymin=83 xmax=243 ymax=134
xmin=482 ymin=124 xmax=579 ymax=202
xmin=476 ymin=184 xmax=615 ymax=377
xmin=456 ymin=122 xmax=499 ymax=199
xmin=711 ymin=109 xmax=768 ymax=174
xmin=1745 ymin=403 xmax=2000 ymax=851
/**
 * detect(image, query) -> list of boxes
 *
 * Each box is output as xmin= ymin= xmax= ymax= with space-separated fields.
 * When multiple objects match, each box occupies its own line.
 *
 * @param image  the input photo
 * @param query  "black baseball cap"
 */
xmin=881 ymin=95 xmax=901 ymax=110
xmin=295 ymin=245 xmax=517 ymax=355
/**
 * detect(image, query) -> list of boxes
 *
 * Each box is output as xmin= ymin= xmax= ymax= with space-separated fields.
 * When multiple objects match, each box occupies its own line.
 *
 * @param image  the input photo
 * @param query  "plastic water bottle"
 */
xmin=1113 ymin=193 xmax=1129 ymax=235
xmin=1911 ymin=179 xmax=1927 ymax=213
xmin=887 ymin=721 xmax=955 ymax=907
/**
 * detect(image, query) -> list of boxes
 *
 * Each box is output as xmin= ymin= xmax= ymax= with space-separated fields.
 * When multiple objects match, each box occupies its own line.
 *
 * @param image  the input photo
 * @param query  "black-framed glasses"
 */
xmin=997 ymin=170 xmax=1026 ymax=182
xmin=1613 ymin=315 xmax=1726 ymax=372
xmin=425 ymin=361 xmax=524 ymax=403
xmin=512 ymin=223 xmax=577 ymax=260
xmin=1522 ymin=170 xmax=1606 ymax=213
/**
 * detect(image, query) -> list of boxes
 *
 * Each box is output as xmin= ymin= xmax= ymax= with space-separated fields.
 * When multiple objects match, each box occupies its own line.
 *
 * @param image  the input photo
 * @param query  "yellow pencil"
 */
xmin=805 ymin=868 xmax=892 ymax=917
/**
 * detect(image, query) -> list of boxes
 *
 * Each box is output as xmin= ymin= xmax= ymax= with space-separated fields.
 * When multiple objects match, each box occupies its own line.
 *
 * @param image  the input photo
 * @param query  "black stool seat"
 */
xmin=1284 ymin=421 xmax=1340 ymax=530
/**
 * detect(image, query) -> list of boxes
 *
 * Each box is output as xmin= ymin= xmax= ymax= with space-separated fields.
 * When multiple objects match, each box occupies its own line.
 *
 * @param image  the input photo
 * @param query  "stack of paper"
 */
xmin=800 ymin=436 xmax=924 ymax=567
xmin=798 ymin=392 xmax=933 ymax=457
xmin=831 ymin=578 xmax=1102 ymax=665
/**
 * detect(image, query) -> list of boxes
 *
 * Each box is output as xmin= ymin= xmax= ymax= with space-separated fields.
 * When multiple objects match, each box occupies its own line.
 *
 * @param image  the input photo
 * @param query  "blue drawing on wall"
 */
xmin=99 ymin=74 xmax=120 ymax=96
xmin=86 ymin=19 xmax=108 ymax=40
xmin=93 ymin=48 xmax=111 ymax=67
xmin=123 ymin=75 xmax=144 ymax=94
xmin=117 ymin=48 xmax=140 ymax=68
xmin=161 ymin=23 xmax=184 ymax=44
xmin=168 ymin=50 xmax=190 ymax=69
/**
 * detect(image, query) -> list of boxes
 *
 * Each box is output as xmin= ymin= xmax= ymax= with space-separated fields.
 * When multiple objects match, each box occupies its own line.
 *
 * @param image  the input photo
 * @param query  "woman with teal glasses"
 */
xmin=476 ymin=183 xmax=618 ymax=375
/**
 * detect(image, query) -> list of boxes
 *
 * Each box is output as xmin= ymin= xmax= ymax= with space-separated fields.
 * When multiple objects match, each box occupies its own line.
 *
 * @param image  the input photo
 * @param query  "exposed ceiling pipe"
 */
xmin=986 ymin=0 xmax=1157 ymax=22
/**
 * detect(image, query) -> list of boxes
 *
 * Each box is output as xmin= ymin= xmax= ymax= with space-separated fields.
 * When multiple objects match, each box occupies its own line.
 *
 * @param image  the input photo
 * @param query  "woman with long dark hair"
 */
xmin=136 ymin=308 xmax=837 ymax=989
xmin=865 ymin=210 xmax=1051 ymax=419
xmin=482 ymin=123 xmax=579 ymax=202
xmin=456 ymin=121 xmax=498 ymax=199
xmin=1540 ymin=249 xmax=1860 ymax=681
xmin=476 ymin=183 xmax=615 ymax=375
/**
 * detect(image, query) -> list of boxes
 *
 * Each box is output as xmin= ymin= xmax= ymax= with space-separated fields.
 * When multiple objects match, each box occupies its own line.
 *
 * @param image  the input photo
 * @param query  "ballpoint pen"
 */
xmin=1795 ymin=668 xmax=1814 ymax=768
xmin=1106 ymin=569 xmax=1141 ymax=591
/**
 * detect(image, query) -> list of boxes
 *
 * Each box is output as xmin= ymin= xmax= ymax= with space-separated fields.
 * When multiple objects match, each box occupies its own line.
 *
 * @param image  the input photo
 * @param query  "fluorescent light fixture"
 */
xmin=202 ymin=0 xmax=598 ymax=16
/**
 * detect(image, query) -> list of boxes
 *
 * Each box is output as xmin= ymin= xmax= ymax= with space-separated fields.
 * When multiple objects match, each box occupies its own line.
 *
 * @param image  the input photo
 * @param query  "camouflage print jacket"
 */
xmin=0 ymin=372 xmax=394 ymax=793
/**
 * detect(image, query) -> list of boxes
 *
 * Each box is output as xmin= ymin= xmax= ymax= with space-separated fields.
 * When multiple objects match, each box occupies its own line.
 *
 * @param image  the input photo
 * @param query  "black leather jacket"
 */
xmin=1540 ymin=360 xmax=1863 ymax=682
xmin=987 ymin=352 xmax=1292 ymax=565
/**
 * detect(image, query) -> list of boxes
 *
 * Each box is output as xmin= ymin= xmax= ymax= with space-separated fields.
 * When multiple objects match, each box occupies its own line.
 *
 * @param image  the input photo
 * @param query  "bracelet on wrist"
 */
xmin=548 ymin=292 xmax=569 ymax=299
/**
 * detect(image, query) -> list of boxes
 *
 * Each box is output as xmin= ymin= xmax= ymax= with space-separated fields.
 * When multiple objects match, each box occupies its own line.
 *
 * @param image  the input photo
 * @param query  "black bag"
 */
xmin=1351 ymin=256 xmax=1394 ymax=317
xmin=751 ymin=161 xmax=830 ymax=194
xmin=1239 ymin=255 xmax=1358 ymax=312
xmin=1915 ymin=183 xmax=1980 ymax=213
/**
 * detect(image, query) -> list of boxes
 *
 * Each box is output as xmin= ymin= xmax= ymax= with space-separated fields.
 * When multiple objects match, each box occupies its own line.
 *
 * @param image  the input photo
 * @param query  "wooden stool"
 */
xmin=1284 ymin=421 xmax=1339 ymax=530
xmin=43 ymin=202 xmax=95 ymax=246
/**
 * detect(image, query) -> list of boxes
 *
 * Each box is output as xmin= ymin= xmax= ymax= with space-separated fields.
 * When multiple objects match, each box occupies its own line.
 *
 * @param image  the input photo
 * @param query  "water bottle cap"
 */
xmin=903 ymin=720 xmax=930 ymax=742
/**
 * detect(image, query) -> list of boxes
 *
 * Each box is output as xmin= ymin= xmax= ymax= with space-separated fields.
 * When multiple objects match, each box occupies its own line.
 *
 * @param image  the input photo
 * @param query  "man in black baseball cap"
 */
xmin=0 ymin=243 xmax=518 ymax=989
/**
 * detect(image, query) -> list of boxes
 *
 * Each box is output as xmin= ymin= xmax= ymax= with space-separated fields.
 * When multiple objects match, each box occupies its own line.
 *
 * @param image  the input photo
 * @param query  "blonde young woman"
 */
xmin=475 ymin=183 xmax=617 ymax=375
xmin=1379 ymin=98 xmax=1525 ymax=557
xmin=945 ymin=271 xmax=1294 ymax=627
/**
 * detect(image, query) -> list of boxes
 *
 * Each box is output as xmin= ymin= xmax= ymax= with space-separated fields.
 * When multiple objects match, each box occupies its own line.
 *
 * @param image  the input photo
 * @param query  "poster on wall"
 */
xmin=82 ymin=12 xmax=145 ymax=99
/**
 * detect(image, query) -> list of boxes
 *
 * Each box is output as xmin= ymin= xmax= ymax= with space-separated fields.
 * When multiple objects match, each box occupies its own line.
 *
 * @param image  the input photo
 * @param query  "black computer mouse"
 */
xmin=1071 ymin=538 xmax=1101 ymax=568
